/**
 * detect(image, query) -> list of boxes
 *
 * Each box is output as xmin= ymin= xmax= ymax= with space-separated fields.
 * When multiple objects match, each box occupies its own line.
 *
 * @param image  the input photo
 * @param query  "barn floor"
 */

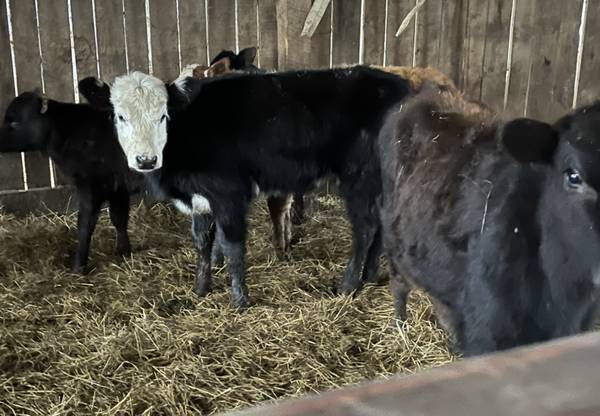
xmin=0 ymin=195 xmax=453 ymax=415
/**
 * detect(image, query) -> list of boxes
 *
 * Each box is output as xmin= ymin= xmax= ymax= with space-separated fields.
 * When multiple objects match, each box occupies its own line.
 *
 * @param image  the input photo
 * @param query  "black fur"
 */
xmin=150 ymin=66 xmax=410 ymax=307
xmin=379 ymin=91 xmax=600 ymax=356
xmin=0 ymin=91 xmax=141 ymax=272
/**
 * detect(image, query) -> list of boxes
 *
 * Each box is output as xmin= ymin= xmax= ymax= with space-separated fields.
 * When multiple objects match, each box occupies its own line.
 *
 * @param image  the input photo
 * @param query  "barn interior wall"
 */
xmin=0 ymin=0 xmax=598 ymax=211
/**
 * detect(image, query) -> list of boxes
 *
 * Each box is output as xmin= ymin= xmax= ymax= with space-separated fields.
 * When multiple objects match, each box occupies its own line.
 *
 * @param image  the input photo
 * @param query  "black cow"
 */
xmin=378 ymin=86 xmax=600 ymax=356
xmin=109 ymin=66 xmax=410 ymax=308
xmin=0 ymin=91 xmax=141 ymax=272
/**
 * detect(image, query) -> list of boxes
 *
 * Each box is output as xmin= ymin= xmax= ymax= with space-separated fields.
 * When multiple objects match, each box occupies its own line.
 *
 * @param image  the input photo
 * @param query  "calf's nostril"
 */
xmin=135 ymin=155 xmax=157 ymax=170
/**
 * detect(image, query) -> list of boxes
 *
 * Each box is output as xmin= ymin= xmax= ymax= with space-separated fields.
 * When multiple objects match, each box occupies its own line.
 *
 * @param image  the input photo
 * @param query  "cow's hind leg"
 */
xmin=267 ymin=194 xmax=293 ymax=258
xmin=361 ymin=224 xmax=383 ymax=284
xmin=337 ymin=190 xmax=380 ymax=295
xmin=192 ymin=212 xmax=215 ymax=297
xmin=211 ymin=224 xmax=225 ymax=268
xmin=108 ymin=188 xmax=132 ymax=257
xmin=291 ymin=191 xmax=305 ymax=225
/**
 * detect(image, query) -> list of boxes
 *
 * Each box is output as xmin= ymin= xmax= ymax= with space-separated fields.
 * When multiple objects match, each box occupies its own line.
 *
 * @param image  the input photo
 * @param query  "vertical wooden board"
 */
xmin=414 ymin=0 xmax=443 ymax=68
xmin=479 ymin=0 xmax=512 ymax=112
xmin=238 ymin=0 xmax=258 ymax=51
xmin=10 ymin=0 xmax=50 ymax=189
xmin=503 ymin=0 xmax=535 ymax=117
xmin=179 ymin=0 xmax=208 ymax=67
xmin=308 ymin=0 xmax=332 ymax=69
xmin=363 ymin=0 xmax=386 ymax=66
xmin=124 ymin=0 xmax=149 ymax=72
xmin=38 ymin=0 xmax=74 ymax=186
xmin=71 ymin=0 xmax=99 ymax=82
xmin=525 ymin=0 xmax=579 ymax=122
xmin=258 ymin=0 xmax=278 ymax=70
xmin=95 ymin=0 xmax=127 ymax=82
xmin=577 ymin=1 xmax=600 ymax=107
xmin=150 ymin=0 xmax=179 ymax=81
xmin=0 ymin=0 xmax=24 ymax=191
xmin=38 ymin=1 xmax=73 ymax=102
xmin=437 ymin=0 xmax=464 ymax=85
xmin=331 ymin=0 xmax=360 ymax=66
xmin=207 ymin=0 xmax=236 ymax=60
xmin=385 ymin=0 xmax=416 ymax=67
xmin=460 ymin=0 xmax=489 ymax=99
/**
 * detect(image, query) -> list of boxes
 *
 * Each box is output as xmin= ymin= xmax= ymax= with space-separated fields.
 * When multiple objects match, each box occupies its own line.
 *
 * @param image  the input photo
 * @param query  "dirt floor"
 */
xmin=0 ymin=195 xmax=453 ymax=415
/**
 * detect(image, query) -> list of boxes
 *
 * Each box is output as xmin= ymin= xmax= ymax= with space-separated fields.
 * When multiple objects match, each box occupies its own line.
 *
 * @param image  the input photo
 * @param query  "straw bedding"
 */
xmin=0 ymin=195 xmax=453 ymax=415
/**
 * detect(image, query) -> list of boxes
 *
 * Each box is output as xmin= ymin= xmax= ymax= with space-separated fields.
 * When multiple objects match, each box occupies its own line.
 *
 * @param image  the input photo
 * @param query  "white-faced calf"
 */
xmin=108 ymin=66 xmax=410 ymax=308
xmin=378 ymin=86 xmax=600 ymax=356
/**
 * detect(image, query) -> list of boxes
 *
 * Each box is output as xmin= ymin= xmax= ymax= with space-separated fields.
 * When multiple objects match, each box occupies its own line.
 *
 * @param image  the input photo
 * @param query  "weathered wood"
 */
xmin=331 ymin=0 xmax=360 ymax=66
xmin=124 ymin=0 xmax=149 ymax=73
xmin=301 ymin=0 xmax=330 ymax=38
xmin=71 ymin=0 xmax=99 ymax=82
xmin=363 ymin=0 xmax=386 ymax=66
xmin=308 ymin=0 xmax=331 ymax=69
xmin=179 ymin=0 xmax=209 ymax=67
xmin=459 ymin=0 xmax=489 ymax=99
xmin=479 ymin=0 xmax=512 ymax=112
xmin=503 ymin=0 xmax=535 ymax=117
xmin=0 ymin=0 xmax=23 ymax=192
xmin=95 ymin=0 xmax=127 ymax=81
xmin=207 ymin=0 xmax=236 ymax=59
xmin=257 ymin=0 xmax=278 ymax=69
xmin=276 ymin=0 xmax=331 ymax=70
xmin=413 ymin=0 xmax=443 ymax=68
xmin=10 ymin=0 xmax=51 ymax=189
xmin=238 ymin=0 xmax=259 ymax=51
xmin=526 ymin=0 xmax=580 ymax=122
xmin=227 ymin=332 xmax=600 ymax=416
xmin=437 ymin=0 xmax=464 ymax=85
xmin=38 ymin=0 xmax=74 ymax=186
xmin=385 ymin=0 xmax=416 ymax=67
xmin=0 ymin=186 xmax=77 ymax=217
xmin=577 ymin=0 xmax=600 ymax=107
xmin=149 ymin=0 xmax=179 ymax=81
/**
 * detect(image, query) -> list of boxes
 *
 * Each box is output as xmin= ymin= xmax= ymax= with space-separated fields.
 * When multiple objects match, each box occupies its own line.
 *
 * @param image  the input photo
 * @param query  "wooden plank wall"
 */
xmin=0 ymin=0 xmax=599 ymax=208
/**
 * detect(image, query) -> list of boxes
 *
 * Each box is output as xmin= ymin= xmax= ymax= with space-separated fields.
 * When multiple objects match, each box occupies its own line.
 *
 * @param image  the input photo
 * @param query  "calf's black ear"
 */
xmin=502 ymin=118 xmax=558 ymax=163
xmin=237 ymin=47 xmax=257 ymax=66
xmin=78 ymin=76 xmax=111 ymax=108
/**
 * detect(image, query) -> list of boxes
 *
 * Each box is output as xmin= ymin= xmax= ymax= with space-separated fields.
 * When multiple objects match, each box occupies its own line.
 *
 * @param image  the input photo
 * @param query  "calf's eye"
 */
xmin=160 ymin=114 xmax=167 ymax=123
xmin=117 ymin=115 xmax=126 ymax=122
xmin=564 ymin=168 xmax=583 ymax=187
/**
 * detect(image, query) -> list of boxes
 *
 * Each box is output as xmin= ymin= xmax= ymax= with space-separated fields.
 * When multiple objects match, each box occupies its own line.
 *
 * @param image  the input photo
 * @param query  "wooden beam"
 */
xmin=301 ymin=0 xmax=331 ymax=38
xmin=226 ymin=332 xmax=600 ymax=416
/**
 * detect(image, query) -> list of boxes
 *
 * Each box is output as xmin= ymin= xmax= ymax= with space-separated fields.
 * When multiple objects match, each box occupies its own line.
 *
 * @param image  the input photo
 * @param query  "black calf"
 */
xmin=0 ymin=91 xmax=141 ymax=272
xmin=145 ymin=66 xmax=410 ymax=307
xmin=378 ymin=87 xmax=600 ymax=356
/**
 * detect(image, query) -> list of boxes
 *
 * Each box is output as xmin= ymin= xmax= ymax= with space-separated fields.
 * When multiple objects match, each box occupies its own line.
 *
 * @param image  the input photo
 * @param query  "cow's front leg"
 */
xmin=72 ymin=187 xmax=103 ymax=273
xmin=191 ymin=212 xmax=215 ymax=297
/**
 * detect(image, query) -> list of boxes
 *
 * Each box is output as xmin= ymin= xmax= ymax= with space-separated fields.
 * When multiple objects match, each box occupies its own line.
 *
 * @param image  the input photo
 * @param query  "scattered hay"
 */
xmin=0 ymin=196 xmax=453 ymax=415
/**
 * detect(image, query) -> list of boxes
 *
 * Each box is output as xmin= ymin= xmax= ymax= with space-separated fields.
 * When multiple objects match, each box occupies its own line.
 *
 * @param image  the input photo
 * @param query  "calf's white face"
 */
xmin=110 ymin=72 xmax=169 ymax=171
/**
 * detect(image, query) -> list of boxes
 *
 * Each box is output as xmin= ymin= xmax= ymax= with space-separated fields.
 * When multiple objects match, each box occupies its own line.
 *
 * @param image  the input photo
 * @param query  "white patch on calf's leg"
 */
xmin=192 ymin=194 xmax=212 ymax=214
xmin=172 ymin=198 xmax=193 ymax=216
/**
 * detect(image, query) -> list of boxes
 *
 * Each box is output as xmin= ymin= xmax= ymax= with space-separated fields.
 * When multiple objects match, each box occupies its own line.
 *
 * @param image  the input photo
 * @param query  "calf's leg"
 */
xmin=361 ymin=225 xmax=383 ymax=284
xmin=337 ymin=192 xmax=380 ymax=295
xmin=267 ymin=194 xmax=293 ymax=258
xmin=211 ymin=224 xmax=225 ymax=267
xmin=291 ymin=191 xmax=305 ymax=225
xmin=72 ymin=188 xmax=103 ymax=273
xmin=192 ymin=212 xmax=215 ymax=297
xmin=108 ymin=188 xmax=132 ymax=257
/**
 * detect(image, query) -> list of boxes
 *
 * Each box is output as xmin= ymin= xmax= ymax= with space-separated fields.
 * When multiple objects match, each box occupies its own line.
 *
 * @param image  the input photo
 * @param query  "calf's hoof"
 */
xmin=116 ymin=244 xmax=132 ymax=258
xmin=70 ymin=260 xmax=88 ymax=274
xmin=231 ymin=287 xmax=249 ymax=311
xmin=211 ymin=251 xmax=225 ymax=268
xmin=193 ymin=279 xmax=212 ymax=297
xmin=337 ymin=280 xmax=363 ymax=296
